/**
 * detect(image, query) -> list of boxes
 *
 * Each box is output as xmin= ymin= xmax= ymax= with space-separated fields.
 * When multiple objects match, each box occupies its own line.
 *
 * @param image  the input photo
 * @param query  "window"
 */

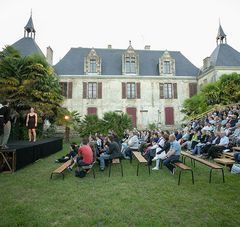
xmin=90 ymin=59 xmax=97 ymax=73
xmin=159 ymin=51 xmax=175 ymax=76
xmin=122 ymin=42 xmax=139 ymax=75
xmin=189 ymin=83 xmax=197 ymax=97
xmin=164 ymin=83 xmax=172 ymax=98
xmin=163 ymin=61 xmax=171 ymax=74
xmin=60 ymin=82 xmax=72 ymax=99
xmin=83 ymin=82 xmax=102 ymax=99
xmin=127 ymin=83 xmax=136 ymax=99
xmin=88 ymin=82 xmax=97 ymax=99
xmin=122 ymin=82 xmax=140 ymax=99
xmin=159 ymin=83 xmax=177 ymax=99
xmin=125 ymin=56 xmax=136 ymax=73
xmin=84 ymin=48 xmax=101 ymax=75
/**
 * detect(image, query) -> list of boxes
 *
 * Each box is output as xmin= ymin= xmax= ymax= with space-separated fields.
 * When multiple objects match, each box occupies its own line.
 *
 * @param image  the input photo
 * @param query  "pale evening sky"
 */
xmin=0 ymin=0 xmax=240 ymax=67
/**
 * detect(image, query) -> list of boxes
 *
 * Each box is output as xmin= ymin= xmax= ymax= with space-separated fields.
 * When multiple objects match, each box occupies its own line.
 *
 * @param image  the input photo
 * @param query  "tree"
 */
xmin=101 ymin=112 xmax=132 ymax=136
xmin=218 ymin=73 xmax=240 ymax=104
xmin=0 ymin=46 xmax=64 ymax=139
xmin=181 ymin=92 xmax=209 ymax=117
xmin=181 ymin=73 xmax=240 ymax=118
xmin=77 ymin=112 xmax=132 ymax=138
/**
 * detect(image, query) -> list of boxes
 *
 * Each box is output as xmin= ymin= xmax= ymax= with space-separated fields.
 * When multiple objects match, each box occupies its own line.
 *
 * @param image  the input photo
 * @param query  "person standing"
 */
xmin=26 ymin=107 xmax=38 ymax=142
xmin=0 ymin=101 xmax=11 ymax=149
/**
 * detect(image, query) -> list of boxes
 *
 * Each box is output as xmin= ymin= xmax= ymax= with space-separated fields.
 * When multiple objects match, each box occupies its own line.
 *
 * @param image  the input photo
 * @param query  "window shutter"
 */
xmin=136 ymin=82 xmax=141 ymax=99
xmin=98 ymin=82 xmax=102 ymax=99
xmin=67 ymin=82 xmax=73 ymax=99
xmin=122 ymin=82 xmax=126 ymax=99
xmin=159 ymin=83 xmax=164 ymax=99
xmin=173 ymin=83 xmax=178 ymax=99
xmin=87 ymin=107 xmax=97 ymax=115
xmin=59 ymin=82 xmax=64 ymax=96
xmin=189 ymin=83 xmax=197 ymax=97
xmin=83 ymin=82 xmax=87 ymax=99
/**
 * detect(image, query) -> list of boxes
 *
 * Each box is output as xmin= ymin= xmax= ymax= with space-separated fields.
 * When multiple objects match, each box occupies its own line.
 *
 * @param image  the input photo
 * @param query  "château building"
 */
xmin=10 ymin=15 xmax=240 ymax=128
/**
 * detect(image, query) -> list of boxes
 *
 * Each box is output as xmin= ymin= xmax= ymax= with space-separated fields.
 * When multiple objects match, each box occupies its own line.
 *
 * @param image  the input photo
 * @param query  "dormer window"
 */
xmin=163 ymin=61 xmax=171 ymax=74
xmin=84 ymin=48 xmax=101 ymax=75
xmin=159 ymin=51 xmax=175 ymax=76
xmin=125 ymin=56 xmax=136 ymax=73
xmin=122 ymin=41 xmax=139 ymax=75
xmin=90 ymin=59 xmax=97 ymax=73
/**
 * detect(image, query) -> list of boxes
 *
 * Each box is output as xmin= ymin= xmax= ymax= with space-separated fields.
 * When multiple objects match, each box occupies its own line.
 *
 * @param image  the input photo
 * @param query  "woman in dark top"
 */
xmin=26 ymin=107 xmax=38 ymax=142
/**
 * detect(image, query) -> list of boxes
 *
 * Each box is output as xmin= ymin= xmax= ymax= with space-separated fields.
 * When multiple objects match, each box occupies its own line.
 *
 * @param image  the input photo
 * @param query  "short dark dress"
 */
xmin=27 ymin=114 xmax=36 ymax=129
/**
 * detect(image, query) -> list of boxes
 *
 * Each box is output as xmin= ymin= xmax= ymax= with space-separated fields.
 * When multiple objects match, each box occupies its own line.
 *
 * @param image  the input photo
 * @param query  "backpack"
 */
xmin=75 ymin=170 xmax=87 ymax=178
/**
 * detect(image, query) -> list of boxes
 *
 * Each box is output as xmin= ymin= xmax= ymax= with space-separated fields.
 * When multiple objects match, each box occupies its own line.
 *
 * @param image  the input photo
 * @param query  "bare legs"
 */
xmin=28 ymin=129 xmax=36 ymax=142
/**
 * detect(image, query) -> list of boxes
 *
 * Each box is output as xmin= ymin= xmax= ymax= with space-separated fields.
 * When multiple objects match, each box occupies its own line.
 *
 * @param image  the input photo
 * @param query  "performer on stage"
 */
xmin=26 ymin=107 xmax=38 ymax=142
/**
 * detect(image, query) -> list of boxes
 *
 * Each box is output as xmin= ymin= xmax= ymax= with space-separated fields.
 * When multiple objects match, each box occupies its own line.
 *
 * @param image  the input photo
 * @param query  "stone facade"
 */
xmin=59 ymin=74 xmax=197 ymax=129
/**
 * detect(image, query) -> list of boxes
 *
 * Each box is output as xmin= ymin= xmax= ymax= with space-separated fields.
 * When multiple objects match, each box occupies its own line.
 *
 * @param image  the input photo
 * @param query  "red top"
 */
xmin=78 ymin=145 xmax=93 ymax=164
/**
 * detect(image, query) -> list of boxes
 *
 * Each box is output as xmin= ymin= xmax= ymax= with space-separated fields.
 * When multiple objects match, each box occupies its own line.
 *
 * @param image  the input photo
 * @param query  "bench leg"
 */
xmin=50 ymin=173 xmax=53 ymax=179
xmin=209 ymin=169 xmax=212 ymax=183
xmin=221 ymin=168 xmax=225 ymax=183
xmin=137 ymin=163 xmax=140 ymax=176
xmin=120 ymin=160 xmax=123 ymax=177
xmin=193 ymin=160 xmax=196 ymax=168
xmin=178 ymin=171 xmax=182 ymax=185
xmin=191 ymin=170 xmax=194 ymax=184
xmin=148 ymin=165 xmax=150 ymax=176
xmin=109 ymin=163 xmax=112 ymax=177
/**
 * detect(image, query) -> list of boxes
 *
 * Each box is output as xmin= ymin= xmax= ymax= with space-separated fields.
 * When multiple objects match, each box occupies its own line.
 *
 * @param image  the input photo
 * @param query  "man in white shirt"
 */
xmin=205 ymin=132 xmax=229 ymax=159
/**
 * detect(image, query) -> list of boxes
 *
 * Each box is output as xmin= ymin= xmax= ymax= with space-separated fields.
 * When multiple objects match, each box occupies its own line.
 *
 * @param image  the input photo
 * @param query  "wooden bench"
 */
xmin=50 ymin=159 xmax=72 ymax=180
xmin=133 ymin=151 xmax=150 ymax=176
xmin=181 ymin=151 xmax=225 ymax=183
xmin=174 ymin=162 xmax=194 ymax=185
xmin=108 ymin=158 xmax=123 ymax=177
xmin=223 ymin=152 xmax=235 ymax=160
xmin=213 ymin=158 xmax=235 ymax=167
xmin=81 ymin=161 xmax=96 ymax=179
xmin=233 ymin=147 xmax=240 ymax=152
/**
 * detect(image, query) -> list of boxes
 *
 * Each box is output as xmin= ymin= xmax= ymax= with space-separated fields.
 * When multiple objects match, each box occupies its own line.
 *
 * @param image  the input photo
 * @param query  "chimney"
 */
xmin=46 ymin=46 xmax=53 ymax=65
xmin=144 ymin=45 xmax=150 ymax=50
xmin=203 ymin=57 xmax=210 ymax=70
xmin=108 ymin=44 xmax=112 ymax=49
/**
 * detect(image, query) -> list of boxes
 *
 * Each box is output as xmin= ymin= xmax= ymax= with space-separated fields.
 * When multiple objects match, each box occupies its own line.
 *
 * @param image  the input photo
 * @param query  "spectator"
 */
xmin=98 ymin=135 xmax=123 ymax=171
xmin=163 ymin=134 xmax=181 ymax=174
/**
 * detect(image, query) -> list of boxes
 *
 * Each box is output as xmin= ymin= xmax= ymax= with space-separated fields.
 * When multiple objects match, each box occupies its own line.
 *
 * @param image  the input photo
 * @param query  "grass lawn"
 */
xmin=0 ymin=141 xmax=240 ymax=226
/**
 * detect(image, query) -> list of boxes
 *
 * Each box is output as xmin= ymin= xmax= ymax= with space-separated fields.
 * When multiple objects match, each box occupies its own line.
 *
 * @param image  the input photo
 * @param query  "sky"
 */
xmin=1 ymin=0 xmax=240 ymax=67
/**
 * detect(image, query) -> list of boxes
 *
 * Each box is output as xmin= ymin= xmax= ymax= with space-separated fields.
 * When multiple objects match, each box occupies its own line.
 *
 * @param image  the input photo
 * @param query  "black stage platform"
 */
xmin=0 ymin=137 xmax=63 ymax=172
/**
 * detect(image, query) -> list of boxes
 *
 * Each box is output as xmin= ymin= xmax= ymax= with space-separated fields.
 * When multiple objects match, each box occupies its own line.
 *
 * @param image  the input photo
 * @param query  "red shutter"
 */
xmin=136 ymin=82 xmax=141 ymax=99
xmin=159 ymin=83 xmax=164 ymax=99
xmin=173 ymin=83 xmax=178 ymax=99
xmin=87 ymin=107 xmax=97 ymax=115
xmin=83 ymin=82 xmax=87 ymax=99
xmin=189 ymin=83 xmax=197 ymax=97
xmin=165 ymin=107 xmax=174 ymax=125
xmin=122 ymin=82 xmax=126 ymax=99
xmin=98 ymin=82 xmax=102 ymax=99
xmin=67 ymin=82 xmax=72 ymax=99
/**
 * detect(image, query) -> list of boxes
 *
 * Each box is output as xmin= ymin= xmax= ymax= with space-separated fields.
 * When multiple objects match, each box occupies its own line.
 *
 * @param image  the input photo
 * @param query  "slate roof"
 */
xmin=24 ymin=15 xmax=35 ymax=33
xmin=12 ymin=37 xmax=44 ymax=57
xmin=216 ymin=25 xmax=226 ymax=40
xmin=210 ymin=44 xmax=240 ymax=67
xmin=54 ymin=48 xmax=199 ymax=76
